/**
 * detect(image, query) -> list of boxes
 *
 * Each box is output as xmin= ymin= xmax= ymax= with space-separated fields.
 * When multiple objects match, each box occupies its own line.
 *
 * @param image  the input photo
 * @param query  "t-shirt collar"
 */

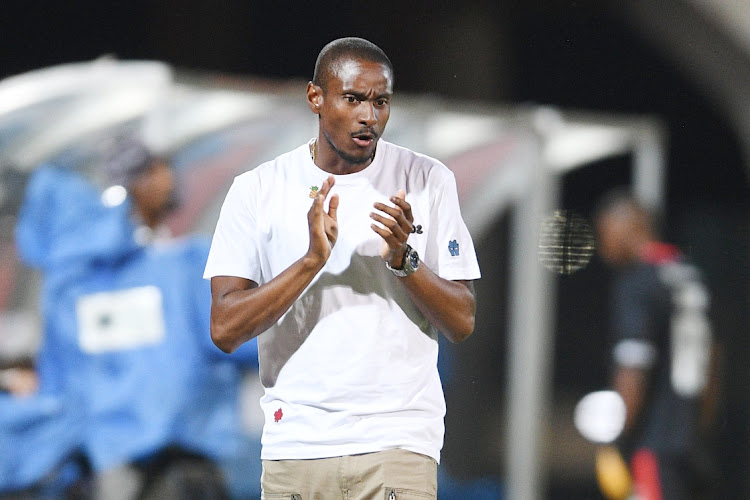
xmin=303 ymin=139 xmax=384 ymax=186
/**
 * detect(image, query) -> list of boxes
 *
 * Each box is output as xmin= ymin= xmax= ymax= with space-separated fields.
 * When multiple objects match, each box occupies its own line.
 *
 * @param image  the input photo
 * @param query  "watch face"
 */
xmin=409 ymin=249 xmax=419 ymax=269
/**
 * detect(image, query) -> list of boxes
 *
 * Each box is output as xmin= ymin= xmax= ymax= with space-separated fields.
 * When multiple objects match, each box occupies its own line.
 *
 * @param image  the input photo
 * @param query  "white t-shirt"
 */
xmin=204 ymin=140 xmax=480 ymax=462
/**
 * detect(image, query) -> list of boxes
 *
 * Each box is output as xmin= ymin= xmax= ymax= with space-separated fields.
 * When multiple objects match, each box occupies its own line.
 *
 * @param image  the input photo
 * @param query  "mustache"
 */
xmin=351 ymin=128 xmax=378 ymax=140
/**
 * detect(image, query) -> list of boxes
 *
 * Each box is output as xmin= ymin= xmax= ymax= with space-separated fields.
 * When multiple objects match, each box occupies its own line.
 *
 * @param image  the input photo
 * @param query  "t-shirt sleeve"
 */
xmin=425 ymin=170 xmax=481 ymax=281
xmin=203 ymin=175 xmax=263 ymax=283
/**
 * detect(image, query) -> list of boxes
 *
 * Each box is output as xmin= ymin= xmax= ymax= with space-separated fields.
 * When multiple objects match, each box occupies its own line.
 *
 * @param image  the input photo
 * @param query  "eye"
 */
xmin=344 ymin=95 xmax=357 ymax=103
xmin=376 ymin=99 xmax=389 ymax=107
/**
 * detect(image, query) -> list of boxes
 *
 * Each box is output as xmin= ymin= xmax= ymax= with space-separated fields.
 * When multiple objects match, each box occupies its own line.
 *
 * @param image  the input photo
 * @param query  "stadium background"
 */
xmin=1 ymin=1 xmax=748 ymax=498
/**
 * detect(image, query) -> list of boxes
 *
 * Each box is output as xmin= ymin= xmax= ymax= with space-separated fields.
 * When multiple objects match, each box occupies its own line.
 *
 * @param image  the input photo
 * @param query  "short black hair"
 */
xmin=593 ymin=187 xmax=639 ymax=220
xmin=312 ymin=37 xmax=394 ymax=90
xmin=102 ymin=134 xmax=161 ymax=187
xmin=593 ymin=186 xmax=662 ymax=237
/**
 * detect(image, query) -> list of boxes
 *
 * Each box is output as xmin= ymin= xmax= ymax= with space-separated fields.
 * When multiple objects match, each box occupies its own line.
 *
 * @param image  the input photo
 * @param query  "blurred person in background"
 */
xmin=205 ymin=37 xmax=480 ymax=499
xmin=12 ymin=135 xmax=259 ymax=500
xmin=0 ymin=161 xmax=88 ymax=500
xmin=0 ymin=388 xmax=85 ymax=500
xmin=593 ymin=190 xmax=718 ymax=500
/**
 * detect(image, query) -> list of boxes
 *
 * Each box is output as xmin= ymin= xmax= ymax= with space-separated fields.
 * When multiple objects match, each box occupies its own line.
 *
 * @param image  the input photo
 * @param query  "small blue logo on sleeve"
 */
xmin=448 ymin=239 xmax=460 ymax=256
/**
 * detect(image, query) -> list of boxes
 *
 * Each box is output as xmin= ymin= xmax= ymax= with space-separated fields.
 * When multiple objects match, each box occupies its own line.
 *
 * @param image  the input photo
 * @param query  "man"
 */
xmin=594 ymin=190 xmax=714 ymax=500
xmin=15 ymin=136 xmax=258 ymax=500
xmin=204 ymin=37 xmax=481 ymax=499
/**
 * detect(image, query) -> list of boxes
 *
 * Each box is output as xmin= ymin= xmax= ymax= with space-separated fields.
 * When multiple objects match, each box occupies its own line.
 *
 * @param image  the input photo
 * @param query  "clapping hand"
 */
xmin=370 ymin=189 xmax=413 ymax=269
xmin=307 ymin=175 xmax=339 ymax=265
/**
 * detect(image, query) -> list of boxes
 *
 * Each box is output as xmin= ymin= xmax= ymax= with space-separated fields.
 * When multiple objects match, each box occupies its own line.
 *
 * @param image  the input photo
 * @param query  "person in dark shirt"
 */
xmin=594 ymin=190 xmax=714 ymax=500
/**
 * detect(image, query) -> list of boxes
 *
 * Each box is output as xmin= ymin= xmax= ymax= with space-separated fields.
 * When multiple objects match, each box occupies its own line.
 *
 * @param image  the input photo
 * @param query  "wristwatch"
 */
xmin=386 ymin=244 xmax=420 ymax=277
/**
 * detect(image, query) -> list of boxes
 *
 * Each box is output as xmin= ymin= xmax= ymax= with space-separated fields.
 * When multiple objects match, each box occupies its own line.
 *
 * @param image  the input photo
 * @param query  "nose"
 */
xmin=154 ymin=161 xmax=175 ymax=190
xmin=358 ymin=102 xmax=376 ymax=126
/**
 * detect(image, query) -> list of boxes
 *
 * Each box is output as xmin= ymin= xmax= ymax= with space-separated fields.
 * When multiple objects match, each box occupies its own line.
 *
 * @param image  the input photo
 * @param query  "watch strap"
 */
xmin=386 ymin=244 xmax=419 ymax=277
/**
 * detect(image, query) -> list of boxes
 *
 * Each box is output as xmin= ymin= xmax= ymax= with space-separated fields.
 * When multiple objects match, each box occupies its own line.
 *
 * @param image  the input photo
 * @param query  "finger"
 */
xmin=326 ymin=216 xmax=339 ymax=246
xmin=370 ymin=212 xmax=408 ymax=241
xmin=317 ymin=175 xmax=335 ymax=200
xmin=373 ymin=201 xmax=412 ymax=234
xmin=311 ymin=176 xmax=335 ymax=218
xmin=370 ymin=223 xmax=404 ymax=258
xmin=372 ymin=202 xmax=401 ymax=219
xmin=390 ymin=189 xmax=413 ymax=224
xmin=328 ymin=193 xmax=339 ymax=221
xmin=370 ymin=223 xmax=395 ymax=243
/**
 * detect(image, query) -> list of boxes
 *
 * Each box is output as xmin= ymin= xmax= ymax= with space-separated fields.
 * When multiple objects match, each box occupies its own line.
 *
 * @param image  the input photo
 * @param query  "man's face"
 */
xmin=595 ymin=214 xmax=631 ymax=266
xmin=316 ymin=58 xmax=393 ymax=165
xmin=130 ymin=159 xmax=176 ymax=220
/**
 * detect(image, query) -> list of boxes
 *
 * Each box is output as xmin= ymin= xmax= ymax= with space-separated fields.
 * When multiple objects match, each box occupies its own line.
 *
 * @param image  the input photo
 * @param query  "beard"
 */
xmin=322 ymin=130 xmax=377 ymax=165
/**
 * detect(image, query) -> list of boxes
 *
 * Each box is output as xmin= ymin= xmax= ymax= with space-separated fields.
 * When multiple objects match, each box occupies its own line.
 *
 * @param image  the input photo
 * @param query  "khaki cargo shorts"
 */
xmin=261 ymin=448 xmax=437 ymax=500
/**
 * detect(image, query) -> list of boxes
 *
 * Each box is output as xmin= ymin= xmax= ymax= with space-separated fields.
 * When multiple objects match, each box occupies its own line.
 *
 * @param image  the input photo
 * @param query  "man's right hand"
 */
xmin=0 ymin=367 xmax=39 ymax=397
xmin=306 ymin=175 xmax=339 ymax=265
xmin=211 ymin=175 xmax=340 ymax=353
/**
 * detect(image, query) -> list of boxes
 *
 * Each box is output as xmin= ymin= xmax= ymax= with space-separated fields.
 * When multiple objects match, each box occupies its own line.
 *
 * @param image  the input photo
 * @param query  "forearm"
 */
xmin=613 ymin=366 xmax=648 ymax=433
xmin=211 ymin=255 xmax=323 ymax=352
xmin=398 ymin=266 xmax=476 ymax=343
xmin=211 ymin=176 xmax=340 ymax=353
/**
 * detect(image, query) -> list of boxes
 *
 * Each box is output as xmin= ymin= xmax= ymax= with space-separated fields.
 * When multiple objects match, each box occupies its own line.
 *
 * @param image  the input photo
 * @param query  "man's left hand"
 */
xmin=370 ymin=189 xmax=413 ymax=269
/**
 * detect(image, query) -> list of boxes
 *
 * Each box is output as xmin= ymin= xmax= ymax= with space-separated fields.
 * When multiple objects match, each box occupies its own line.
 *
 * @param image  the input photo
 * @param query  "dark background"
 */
xmin=3 ymin=1 xmax=747 ymax=497
xmin=2 ymin=2 xmax=745 ymax=203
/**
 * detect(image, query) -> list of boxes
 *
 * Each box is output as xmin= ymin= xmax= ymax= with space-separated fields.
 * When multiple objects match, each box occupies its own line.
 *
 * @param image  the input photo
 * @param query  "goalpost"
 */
xmin=499 ymin=107 xmax=666 ymax=500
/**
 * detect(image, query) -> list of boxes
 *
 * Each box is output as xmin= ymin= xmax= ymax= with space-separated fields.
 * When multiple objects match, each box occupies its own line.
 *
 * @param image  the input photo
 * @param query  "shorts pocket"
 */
xmin=385 ymin=487 xmax=435 ymax=500
xmin=262 ymin=493 xmax=302 ymax=500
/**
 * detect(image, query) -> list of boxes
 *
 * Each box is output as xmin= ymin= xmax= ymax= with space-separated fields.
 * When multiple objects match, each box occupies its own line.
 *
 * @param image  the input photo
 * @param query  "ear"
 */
xmin=306 ymin=81 xmax=323 ymax=115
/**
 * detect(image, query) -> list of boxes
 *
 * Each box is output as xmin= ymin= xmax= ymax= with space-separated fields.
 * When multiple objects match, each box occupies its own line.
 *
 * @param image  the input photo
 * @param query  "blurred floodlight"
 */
xmin=574 ymin=390 xmax=627 ymax=444
xmin=102 ymin=185 xmax=127 ymax=207
xmin=0 ymin=59 xmax=173 ymax=169
xmin=688 ymin=0 xmax=750 ymax=57
xmin=0 ymin=58 xmax=171 ymax=116
xmin=142 ymin=87 xmax=274 ymax=154
xmin=10 ymin=86 xmax=167 ymax=169
xmin=544 ymin=124 xmax=631 ymax=173
xmin=425 ymin=112 xmax=502 ymax=158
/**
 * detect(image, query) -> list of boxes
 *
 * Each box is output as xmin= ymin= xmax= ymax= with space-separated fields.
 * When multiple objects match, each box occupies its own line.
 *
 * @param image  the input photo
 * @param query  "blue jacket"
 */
xmin=9 ymin=166 xmax=257 ymax=483
xmin=0 ymin=394 xmax=79 ymax=493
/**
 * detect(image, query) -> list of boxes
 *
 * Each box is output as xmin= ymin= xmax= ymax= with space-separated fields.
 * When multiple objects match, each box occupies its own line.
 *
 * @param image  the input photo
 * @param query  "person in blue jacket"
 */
xmin=0 ymin=393 xmax=84 ymax=498
xmin=11 ymin=135 xmax=258 ymax=500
